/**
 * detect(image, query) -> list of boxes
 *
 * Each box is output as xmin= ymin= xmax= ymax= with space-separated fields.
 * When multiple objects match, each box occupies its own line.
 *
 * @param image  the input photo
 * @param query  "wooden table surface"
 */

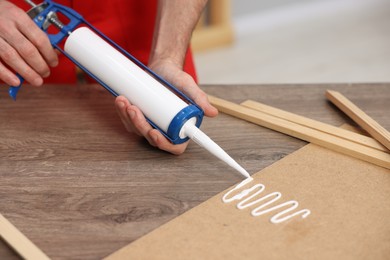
xmin=0 ymin=83 xmax=389 ymax=259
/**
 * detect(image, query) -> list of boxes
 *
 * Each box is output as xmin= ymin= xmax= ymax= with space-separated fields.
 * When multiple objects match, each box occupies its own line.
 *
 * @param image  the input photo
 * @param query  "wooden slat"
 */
xmin=326 ymin=90 xmax=390 ymax=151
xmin=0 ymin=214 xmax=50 ymax=260
xmin=241 ymin=100 xmax=388 ymax=153
xmin=208 ymin=95 xmax=390 ymax=169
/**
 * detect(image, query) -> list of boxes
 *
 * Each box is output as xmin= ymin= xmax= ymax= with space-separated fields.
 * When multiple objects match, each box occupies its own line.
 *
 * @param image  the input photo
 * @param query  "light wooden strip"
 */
xmin=0 ymin=214 xmax=50 ymax=260
xmin=208 ymin=95 xmax=390 ymax=169
xmin=326 ymin=90 xmax=390 ymax=151
xmin=241 ymin=100 xmax=388 ymax=153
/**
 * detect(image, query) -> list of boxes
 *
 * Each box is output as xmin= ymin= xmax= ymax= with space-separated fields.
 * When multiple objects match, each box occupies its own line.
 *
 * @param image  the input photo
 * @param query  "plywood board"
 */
xmin=106 ymin=142 xmax=390 ymax=260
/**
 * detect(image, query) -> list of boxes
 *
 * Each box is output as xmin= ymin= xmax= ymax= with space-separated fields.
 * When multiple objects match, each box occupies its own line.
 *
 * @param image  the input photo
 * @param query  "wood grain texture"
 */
xmin=0 ymin=83 xmax=389 ymax=259
xmin=326 ymin=90 xmax=390 ymax=151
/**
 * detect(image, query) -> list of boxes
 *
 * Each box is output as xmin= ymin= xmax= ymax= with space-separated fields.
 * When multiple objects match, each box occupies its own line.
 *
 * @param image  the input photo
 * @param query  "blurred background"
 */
xmin=191 ymin=0 xmax=390 ymax=84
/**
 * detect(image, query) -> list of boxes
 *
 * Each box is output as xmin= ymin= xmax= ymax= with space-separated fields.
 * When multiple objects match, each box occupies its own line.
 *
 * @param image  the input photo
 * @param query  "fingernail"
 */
xmin=128 ymin=109 xmax=135 ymax=119
xmin=11 ymin=76 xmax=20 ymax=86
xmin=43 ymin=71 xmax=50 ymax=78
xmin=118 ymin=101 xmax=125 ymax=108
xmin=50 ymin=60 xmax=58 ymax=67
xmin=151 ymin=133 xmax=158 ymax=143
xmin=33 ymin=77 xmax=43 ymax=86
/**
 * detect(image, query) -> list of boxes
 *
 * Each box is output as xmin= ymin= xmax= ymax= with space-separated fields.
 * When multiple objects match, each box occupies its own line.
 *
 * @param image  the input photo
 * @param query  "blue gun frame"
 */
xmin=9 ymin=0 xmax=204 ymax=144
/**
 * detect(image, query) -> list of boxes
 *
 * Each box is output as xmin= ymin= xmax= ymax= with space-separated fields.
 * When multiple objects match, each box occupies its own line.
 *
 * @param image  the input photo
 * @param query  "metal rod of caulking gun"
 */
xmin=25 ymin=0 xmax=71 ymax=35
xmin=25 ymin=0 xmax=37 ymax=8
xmin=47 ymin=13 xmax=70 ymax=34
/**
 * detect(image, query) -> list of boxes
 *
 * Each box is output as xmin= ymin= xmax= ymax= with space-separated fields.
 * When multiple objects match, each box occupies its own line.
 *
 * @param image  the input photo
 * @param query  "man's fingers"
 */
xmin=17 ymin=14 xmax=58 ymax=68
xmin=0 ymin=4 xmax=57 ymax=85
xmin=126 ymin=105 xmax=157 ymax=146
xmin=0 ymin=61 xmax=20 ymax=86
xmin=115 ymin=96 xmax=140 ymax=135
xmin=175 ymin=73 xmax=218 ymax=117
xmin=115 ymin=96 xmax=190 ymax=154
xmin=115 ymin=96 xmax=158 ymax=147
xmin=0 ymin=37 xmax=43 ymax=86
xmin=149 ymin=129 xmax=188 ymax=155
xmin=191 ymin=90 xmax=218 ymax=117
xmin=6 ymin=30 xmax=51 ymax=78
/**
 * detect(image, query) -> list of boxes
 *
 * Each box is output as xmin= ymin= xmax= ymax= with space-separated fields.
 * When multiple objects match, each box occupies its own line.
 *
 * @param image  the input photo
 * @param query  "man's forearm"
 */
xmin=149 ymin=0 xmax=208 ymax=68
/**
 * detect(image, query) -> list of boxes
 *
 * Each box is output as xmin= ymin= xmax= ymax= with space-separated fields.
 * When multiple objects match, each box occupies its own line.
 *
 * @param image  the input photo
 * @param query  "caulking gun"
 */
xmin=8 ymin=0 xmax=250 ymax=178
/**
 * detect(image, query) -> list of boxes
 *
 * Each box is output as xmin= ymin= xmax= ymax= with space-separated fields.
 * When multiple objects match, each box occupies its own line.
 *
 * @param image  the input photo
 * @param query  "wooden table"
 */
xmin=0 ymin=83 xmax=389 ymax=259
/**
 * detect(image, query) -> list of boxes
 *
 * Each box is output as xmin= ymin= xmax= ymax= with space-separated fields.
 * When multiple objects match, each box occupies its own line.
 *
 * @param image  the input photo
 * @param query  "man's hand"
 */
xmin=0 ymin=1 xmax=58 ymax=86
xmin=115 ymin=0 xmax=215 ymax=155
xmin=114 ymin=60 xmax=218 ymax=155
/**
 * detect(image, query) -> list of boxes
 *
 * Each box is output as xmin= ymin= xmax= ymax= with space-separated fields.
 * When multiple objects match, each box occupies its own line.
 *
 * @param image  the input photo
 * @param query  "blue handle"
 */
xmin=9 ymin=74 xmax=25 ymax=100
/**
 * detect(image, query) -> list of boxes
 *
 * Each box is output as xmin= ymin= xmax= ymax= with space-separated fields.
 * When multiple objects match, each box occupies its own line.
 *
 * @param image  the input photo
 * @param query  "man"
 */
xmin=0 ymin=0 xmax=218 ymax=154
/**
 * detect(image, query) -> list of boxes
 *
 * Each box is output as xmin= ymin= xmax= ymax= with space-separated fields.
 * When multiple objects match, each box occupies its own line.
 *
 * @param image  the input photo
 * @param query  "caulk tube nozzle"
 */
xmin=182 ymin=121 xmax=250 ymax=179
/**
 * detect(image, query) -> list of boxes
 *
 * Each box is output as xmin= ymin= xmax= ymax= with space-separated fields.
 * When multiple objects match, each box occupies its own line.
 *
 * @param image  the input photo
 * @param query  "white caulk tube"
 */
xmin=64 ymin=27 xmax=250 ymax=178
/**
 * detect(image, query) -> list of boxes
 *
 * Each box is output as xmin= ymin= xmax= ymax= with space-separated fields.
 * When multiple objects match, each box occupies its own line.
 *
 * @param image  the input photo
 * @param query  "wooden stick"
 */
xmin=326 ymin=90 xmax=390 ymax=151
xmin=0 ymin=214 xmax=50 ymax=260
xmin=241 ymin=100 xmax=388 ymax=153
xmin=208 ymin=95 xmax=390 ymax=169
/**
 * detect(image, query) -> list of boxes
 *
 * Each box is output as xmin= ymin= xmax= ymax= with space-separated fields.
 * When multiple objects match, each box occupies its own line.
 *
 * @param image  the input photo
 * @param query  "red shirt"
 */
xmin=10 ymin=0 xmax=197 ymax=83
